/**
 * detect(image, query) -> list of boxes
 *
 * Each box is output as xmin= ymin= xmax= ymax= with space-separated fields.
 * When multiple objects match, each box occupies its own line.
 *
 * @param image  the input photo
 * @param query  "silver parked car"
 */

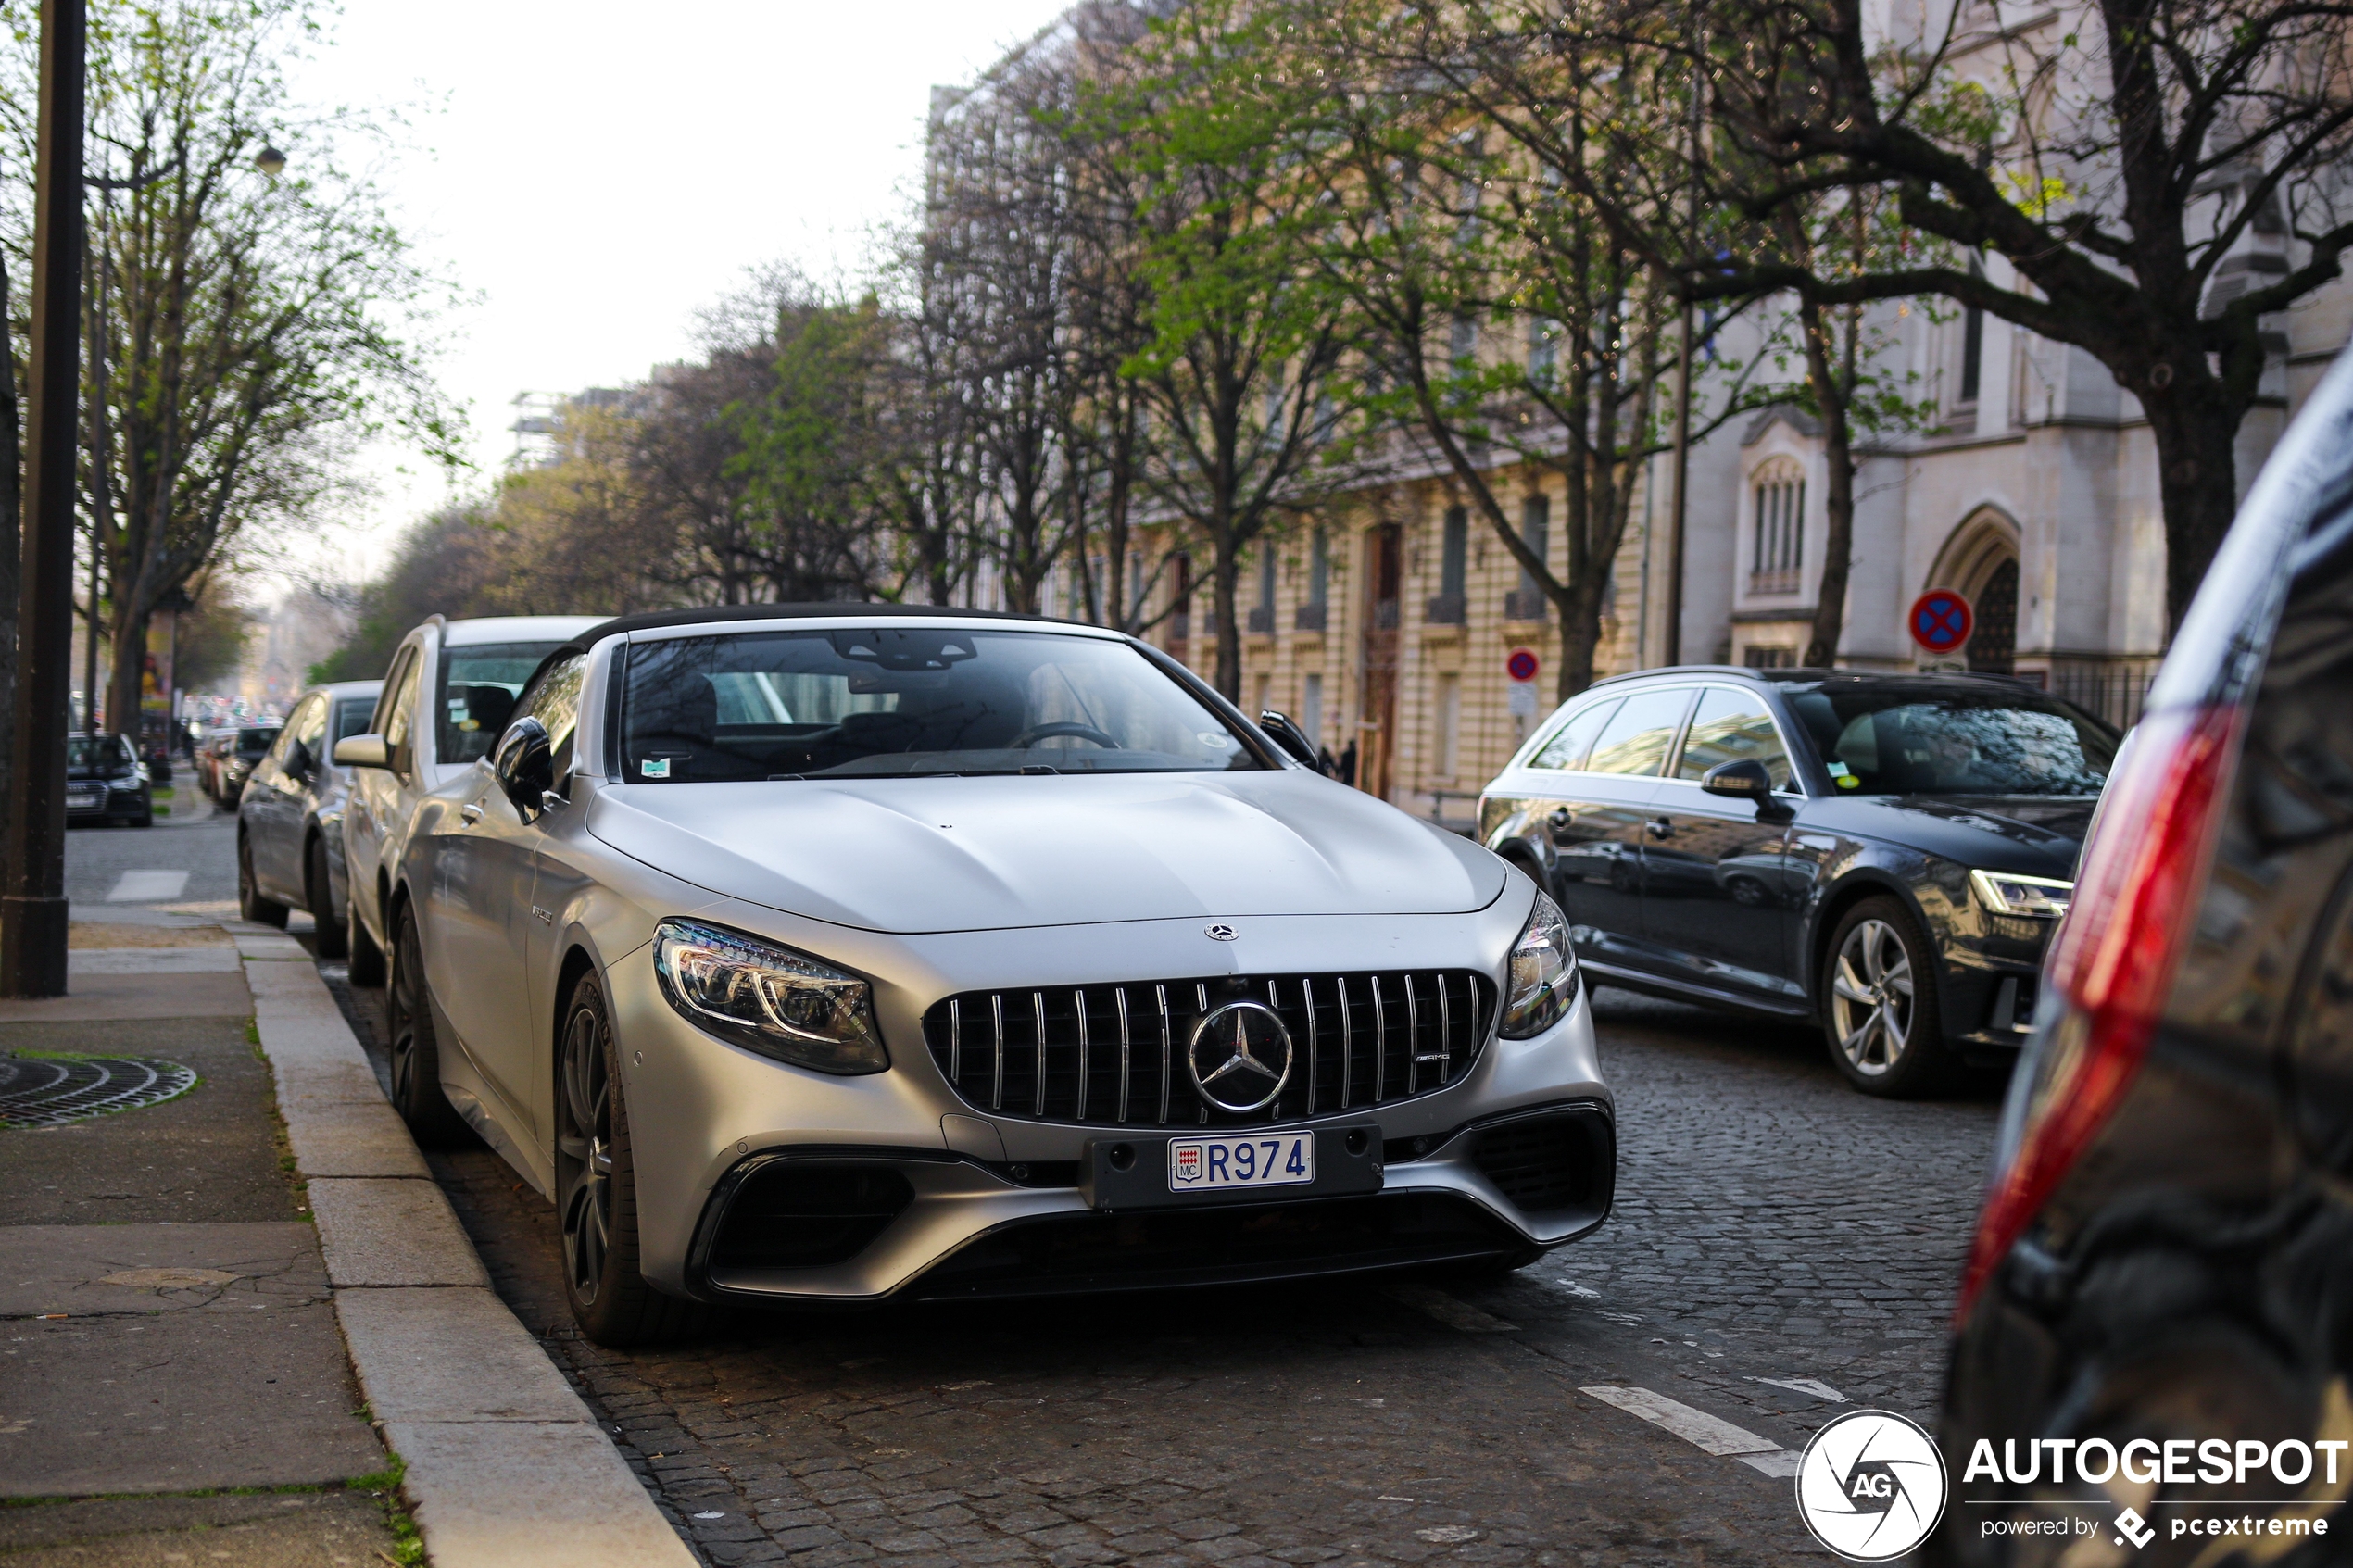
xmin=342 ymin=607 xmax=1614 ymax=1345
xmin=337 ymin=615 xmax=604 ymax=985
xmin=235 ymin=679 xmax=383 ymax=950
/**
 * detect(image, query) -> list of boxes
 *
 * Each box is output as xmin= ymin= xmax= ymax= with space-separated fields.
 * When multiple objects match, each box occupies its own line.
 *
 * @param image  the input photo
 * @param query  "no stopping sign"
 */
xmin=1908 ymin=591 xmax=1973 ymax=655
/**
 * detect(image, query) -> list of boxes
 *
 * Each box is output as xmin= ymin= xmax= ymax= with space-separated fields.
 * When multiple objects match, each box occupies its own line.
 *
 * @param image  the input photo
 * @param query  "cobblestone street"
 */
xmin=324 ymin=960 xmax=2002 ymax=1568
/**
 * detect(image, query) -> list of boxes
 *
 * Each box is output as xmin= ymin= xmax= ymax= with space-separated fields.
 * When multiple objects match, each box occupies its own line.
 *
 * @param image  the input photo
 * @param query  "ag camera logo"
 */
xmin=1795 ymin=1409 xmax=1949 ymax=1561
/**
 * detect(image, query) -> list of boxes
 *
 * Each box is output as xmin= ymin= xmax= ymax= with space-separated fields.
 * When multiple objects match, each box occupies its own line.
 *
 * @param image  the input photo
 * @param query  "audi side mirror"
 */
xmin=1702 ymin=759 xmax=1793 ymax=821
xmin=494 ymin=717 xmax=555 ymax=819
xmin=1257 ymin=710 xmax=1329 ymax=774
xmin=333 ymin=734 xmax=390 ymax=770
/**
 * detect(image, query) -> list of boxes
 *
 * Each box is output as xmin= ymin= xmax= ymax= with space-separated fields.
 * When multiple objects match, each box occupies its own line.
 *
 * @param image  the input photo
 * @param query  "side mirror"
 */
xmin=494 ymin=717 xmax=555 ymax=819
xmin=1257 ymin=709 xmax=1329 ymax=773
xmin=1701 ymin=759 xmax=1792 ymax=819
xmin=333 ymin=734 xmax=390 ymax=770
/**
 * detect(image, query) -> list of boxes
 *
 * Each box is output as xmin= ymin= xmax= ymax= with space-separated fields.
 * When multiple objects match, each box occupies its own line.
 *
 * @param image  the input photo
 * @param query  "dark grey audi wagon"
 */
xmin=1479 ymin=668 xmax=2118 ymax=1095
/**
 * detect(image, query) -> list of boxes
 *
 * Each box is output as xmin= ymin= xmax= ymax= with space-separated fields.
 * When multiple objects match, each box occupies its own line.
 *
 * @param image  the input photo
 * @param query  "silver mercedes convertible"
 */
xmin=338 ymin=606 xmax=1613 ymax=1344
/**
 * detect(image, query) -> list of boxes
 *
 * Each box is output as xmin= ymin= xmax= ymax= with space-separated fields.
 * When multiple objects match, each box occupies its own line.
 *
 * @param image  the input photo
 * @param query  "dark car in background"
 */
xmin=1934 ymin=352 xmax=2353 ymax=1562
xmin=213 ymin=722 xmax=282 ymax=809
xmin=236 ymin=679 xmax=383 ymax=954
xmin=65 ymin=732 xmax=152 ymax=828
xmin=1480 ymin=669 xmax=2117 ymax=1095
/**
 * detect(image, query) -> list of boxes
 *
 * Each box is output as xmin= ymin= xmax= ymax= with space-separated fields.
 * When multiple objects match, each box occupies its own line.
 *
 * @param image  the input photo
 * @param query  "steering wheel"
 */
xmin=1010 ymin=721 xmax=1121 ymax=750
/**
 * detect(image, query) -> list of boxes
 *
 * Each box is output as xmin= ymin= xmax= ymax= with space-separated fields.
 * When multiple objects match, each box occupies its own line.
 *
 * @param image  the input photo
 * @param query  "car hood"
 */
xmin=1806 ymin=794 xmax=2094 ymax=876
xmin=586 ymin=771 xmax=1509 ymax=934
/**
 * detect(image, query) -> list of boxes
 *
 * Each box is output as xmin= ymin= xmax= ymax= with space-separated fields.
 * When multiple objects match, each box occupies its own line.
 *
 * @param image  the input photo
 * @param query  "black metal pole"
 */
xmin=2 ymin=0 xmax=88 ymax=999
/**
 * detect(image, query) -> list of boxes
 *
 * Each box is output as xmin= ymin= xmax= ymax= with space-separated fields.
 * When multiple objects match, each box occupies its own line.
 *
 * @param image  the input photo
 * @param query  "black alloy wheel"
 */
xmin=1820 ymin=895 xmax=1953 ymax=1098
xmin=306 ymin=836 xmax=348 ymax=959
xmin=556 ymin=968 xmax=706 ymax=1347
xmin=237 ymin=833 xmax=289 ymax=928
xmin=385 ymin=907 xmax=469 ymax=1145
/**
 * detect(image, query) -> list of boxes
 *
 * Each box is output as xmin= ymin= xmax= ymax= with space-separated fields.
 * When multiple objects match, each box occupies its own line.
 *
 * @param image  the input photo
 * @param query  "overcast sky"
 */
xmin=283 ymin=0 xmax=1071 ymax=588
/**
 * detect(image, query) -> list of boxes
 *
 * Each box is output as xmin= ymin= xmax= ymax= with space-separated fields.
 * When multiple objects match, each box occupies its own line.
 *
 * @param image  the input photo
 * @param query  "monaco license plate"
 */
xmin=1169 ymin=1131 xmax=1314 ymax=1193
xmin=67 ymin=789 xmax=101 ymax=809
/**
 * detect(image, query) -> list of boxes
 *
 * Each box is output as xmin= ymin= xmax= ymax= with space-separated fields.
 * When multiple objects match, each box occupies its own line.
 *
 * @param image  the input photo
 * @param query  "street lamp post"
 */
xmin=1 ymin=0 xmax=88 ymax=998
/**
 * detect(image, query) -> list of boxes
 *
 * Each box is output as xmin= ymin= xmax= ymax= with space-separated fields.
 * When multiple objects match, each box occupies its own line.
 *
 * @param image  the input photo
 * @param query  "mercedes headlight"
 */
xmin=652 ymin=919 xmax=888 ymax=1074
xmin=1969 ymin=869 xmax=2073 ymax=919
xmin=1501 ymin=891 xmax=1579 ymax=1039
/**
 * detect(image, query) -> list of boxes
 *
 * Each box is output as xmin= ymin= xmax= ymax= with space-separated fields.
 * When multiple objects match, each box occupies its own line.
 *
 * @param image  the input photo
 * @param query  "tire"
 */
xmin=307 ymin=837 xmax=348 ymax=959
xmin=346 ymin=897 xmax=387 ymax=987
xmin=557 ymin=967 xmax=708 ymax=1347
xmin=237 ymin=834 xmax=289 ymax=928
xmin=1820 ymin=896 xmax=1952 ymax=1098
xmin=386 ymin=905 xmax=471 ymax=1146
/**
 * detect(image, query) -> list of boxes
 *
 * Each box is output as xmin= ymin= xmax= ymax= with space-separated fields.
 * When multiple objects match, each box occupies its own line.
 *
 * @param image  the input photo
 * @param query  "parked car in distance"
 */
xmin=235 ymin=679 xmax=384 ymax=955
xmin=65 ymin=732 xmax=152 ymax=828
xmin=335 ymin=614 xmax=604 ymax=985
xmin=356 ymin=606 xmax=1613 ymax=1346
xmin=197 ymin=728 xmax=235 ymax=802
xmin=214 ymin=723 xmax=281 ymax=809
xmin=1480 ymin=667 xmax=2117 ymax=1096
xmin=1936 ymin=347 xmax=2353 ymax=1562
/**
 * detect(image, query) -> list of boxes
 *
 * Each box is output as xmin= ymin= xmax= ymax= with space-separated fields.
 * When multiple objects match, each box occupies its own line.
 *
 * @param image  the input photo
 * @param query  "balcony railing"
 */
xmin=1294 ymin=601 xmax=1327 ymax=633
xmin=1503 ymin=588 xmax=1548 ymax=622
xmin=1748 ymin=567 xmax=1801 ymax=596
xmin=1424 ymin=592 xmax=1466 ymax=626
xmin=1247 ymin=605 xmax=1275 ymax=635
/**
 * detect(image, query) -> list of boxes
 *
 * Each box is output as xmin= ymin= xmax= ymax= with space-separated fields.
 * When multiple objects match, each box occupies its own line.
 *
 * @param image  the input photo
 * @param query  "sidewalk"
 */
xmin=1 ymin=888 xmax=698 ymax=1567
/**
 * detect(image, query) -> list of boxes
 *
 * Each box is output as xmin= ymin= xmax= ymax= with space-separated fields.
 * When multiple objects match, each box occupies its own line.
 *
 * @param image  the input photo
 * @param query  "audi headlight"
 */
xmin=652 ymin=918 xmax=888 ymax=1074
xmin=1969 ymin=869 xmax=2073 ymax=919
xmin=1501 ymin=891 xmax=1579 ymax=1039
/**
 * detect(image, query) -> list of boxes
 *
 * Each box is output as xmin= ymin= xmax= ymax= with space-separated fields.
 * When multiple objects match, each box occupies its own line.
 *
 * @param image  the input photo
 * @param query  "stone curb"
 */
xmin=241 ymin=940 xmax=698 ymax=1568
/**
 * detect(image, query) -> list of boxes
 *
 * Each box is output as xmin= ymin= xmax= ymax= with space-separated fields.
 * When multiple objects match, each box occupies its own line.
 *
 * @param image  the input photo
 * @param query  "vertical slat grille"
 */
xmin=923 ymin=970 xmax=1496 ymax=1128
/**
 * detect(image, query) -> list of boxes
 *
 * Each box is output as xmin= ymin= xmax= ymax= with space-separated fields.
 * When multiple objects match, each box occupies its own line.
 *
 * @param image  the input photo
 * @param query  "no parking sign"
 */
xmin=1908 ymin=591 xmax=1973 ymax=655
xmin=1505 ymin=647 xmax=1540 ymax=718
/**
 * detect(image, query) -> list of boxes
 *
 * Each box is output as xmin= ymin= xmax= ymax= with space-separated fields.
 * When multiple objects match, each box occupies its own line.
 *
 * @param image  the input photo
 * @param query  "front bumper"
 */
xmin=604 ymin=899 xmax=1613 ymax=1304
xmin=66 ymin=781 xmax=145 ymax=821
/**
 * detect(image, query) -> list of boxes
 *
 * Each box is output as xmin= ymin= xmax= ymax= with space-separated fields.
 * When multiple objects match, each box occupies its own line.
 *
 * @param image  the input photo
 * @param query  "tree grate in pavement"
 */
xmin=0 ymin=1052 xmax=197 ymax=1128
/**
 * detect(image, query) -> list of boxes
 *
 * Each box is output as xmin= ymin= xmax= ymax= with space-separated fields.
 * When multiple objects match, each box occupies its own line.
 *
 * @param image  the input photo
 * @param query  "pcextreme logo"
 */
xmin=1795 ymin=1410 xmax=1949 ymax=1562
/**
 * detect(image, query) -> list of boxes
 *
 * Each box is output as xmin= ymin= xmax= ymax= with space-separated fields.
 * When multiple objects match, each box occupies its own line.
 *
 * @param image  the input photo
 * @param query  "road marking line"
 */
xmin=1579 ymin=1385 xmax=1799 ymax=1475
xmin=1752 ymin=1375 xmax=1846 ymax=1404
xmin=107 ymin=870 xmax=188 ymax=902
xmin=1383 ymin=1283 xmax=1520 ymax=1332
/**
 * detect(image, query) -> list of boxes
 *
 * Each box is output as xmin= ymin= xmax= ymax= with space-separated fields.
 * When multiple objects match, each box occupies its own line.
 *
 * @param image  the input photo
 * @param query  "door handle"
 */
xmin=459 ymin=802 xmax=484 ymax=825
xmin=1645 ymin=817 xmax=1675 ymax=839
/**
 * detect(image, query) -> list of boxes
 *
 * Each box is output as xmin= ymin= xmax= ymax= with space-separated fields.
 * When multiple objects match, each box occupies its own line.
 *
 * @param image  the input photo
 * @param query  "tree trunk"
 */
xmin=0 ymin=246 xmax=21 ymax=875
xmin=108 ymin=604 xmax=145 ymax=747
xmin=2142 ymin=368 xmax=2243 ymax=634
xmin=1801 ymin=297 xmax=1858 ymax=670
xmin=1212 ymin=521 xmax=1242 ymax=699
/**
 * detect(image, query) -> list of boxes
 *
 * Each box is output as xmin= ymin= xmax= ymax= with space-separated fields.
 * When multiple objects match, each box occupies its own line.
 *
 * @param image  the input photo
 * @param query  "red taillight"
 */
xmin=1955 ymin=703 xmax=2245 ymax=1320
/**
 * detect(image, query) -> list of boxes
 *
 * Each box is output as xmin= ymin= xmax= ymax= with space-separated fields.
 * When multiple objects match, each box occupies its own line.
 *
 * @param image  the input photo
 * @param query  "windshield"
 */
xmin=67 ymin=736 xmax=132 ymax=771
xmin=235 ymin=727 xmax=279 ymax=759
xmin=1782 ymin=684 xmax=2119 ymax=797
xmin=441 ymin=640 xmax=568 ymax=765
xmin=620 ymin=627 xmax=1260 ymax=782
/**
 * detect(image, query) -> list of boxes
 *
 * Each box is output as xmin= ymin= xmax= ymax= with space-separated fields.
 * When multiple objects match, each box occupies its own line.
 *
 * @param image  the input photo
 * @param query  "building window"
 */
xmin=1450 ymin=313 xmax=1479 ymax=366
xmin=1743 ymin=645 xmax=1796 ymax=670
xmin=1750 ymin=463 xmax=1805 ymax=596
xmin=1297 ymin=527 xmax=1329 ymax=632
xmin=1252 ymin=672 xmax=1271 ymax=718
xmin=1301 ymin=673 xmax=1324 ymax=748
xmin=1958 ymin=257 xmax=1985 ymax=407
xmin=1428 ymin=506 xmax=1468 ymax=624
xmin=1504 ymin=495 xmax=1549 ymax=621
xmin=1435 ymin=672 xmax=1463 ymax=778
xmin=1527 ymin=319 xmax=1557 ymax=383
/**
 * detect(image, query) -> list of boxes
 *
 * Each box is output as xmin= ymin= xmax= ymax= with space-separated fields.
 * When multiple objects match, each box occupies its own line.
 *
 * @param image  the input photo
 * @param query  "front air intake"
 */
xmin=707 ymin=1162 xmax=913 ymax=1271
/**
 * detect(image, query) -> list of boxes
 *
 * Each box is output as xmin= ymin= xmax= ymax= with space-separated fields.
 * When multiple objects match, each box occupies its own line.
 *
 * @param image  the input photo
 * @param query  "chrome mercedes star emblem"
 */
xmin=1204 ymin=922 xmax=1238 ymax=941
xmin=1186 ymin=1000 xmax=1293 ymax=1113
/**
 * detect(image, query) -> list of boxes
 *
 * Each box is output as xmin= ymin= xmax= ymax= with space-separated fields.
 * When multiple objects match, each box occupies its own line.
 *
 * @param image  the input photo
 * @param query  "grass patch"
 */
xmin=351 ymin=1456 xmax=424 ymax=1566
